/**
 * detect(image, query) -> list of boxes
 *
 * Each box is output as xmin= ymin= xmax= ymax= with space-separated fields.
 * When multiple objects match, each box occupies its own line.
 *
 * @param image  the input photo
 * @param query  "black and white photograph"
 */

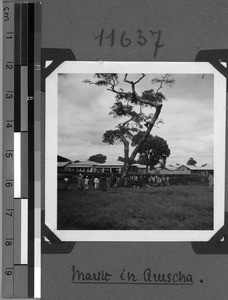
xmin=45 ymin=62 xmax=225 ymax=241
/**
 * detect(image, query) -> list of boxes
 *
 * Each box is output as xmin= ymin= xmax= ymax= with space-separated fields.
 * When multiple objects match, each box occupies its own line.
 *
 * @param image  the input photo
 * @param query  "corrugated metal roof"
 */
xmin=197 ymin=164 xmax=213 ymax=170
xmin=177 ymin=164 xmax=213 ymax=171
xmin=69 ymin=161 xmax=102 ymax=166
xmin=165 ymin=165 xmax=178 ymax=170
xmin=67 ymin=161 xmax=123 ymax=168
xmin=177 ymin=164 xmax=197 ymax=170
xmin=101 ymin=161 xmax=124 ymax=166
xmin=58 ymin=162 xmax=70 ymax=167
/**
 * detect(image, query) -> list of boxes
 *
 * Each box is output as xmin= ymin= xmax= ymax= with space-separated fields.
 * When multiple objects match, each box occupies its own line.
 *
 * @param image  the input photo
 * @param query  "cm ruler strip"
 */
xmin=2 ymin=2 xmax=15 ymax=298
xmin=2 ymin=1 xmax=41 ymax=298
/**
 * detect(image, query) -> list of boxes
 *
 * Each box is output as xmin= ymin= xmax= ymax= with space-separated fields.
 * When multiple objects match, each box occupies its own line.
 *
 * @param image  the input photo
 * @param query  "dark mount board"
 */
xmin=195 ymin=49 xmax=228 ymax=91
xmin=39 ymin=1 xmax=228 ymax=298
xmin=41 ymin=48 xmax=76 ymax=91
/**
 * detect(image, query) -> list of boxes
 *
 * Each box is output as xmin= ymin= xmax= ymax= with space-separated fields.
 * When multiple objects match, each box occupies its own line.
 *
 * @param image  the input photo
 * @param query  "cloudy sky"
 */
xmin=58 ymin=72 xmax=213 ymax=166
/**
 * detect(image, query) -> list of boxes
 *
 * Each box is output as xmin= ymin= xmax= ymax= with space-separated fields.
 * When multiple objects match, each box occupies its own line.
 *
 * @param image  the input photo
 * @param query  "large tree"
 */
xmin=88 ymin=154 xmax=107 ymax=163
xmin=84 ymin=73 xmax=174 ymax=185
xmin=132 ymin=132 xmax=170 ymax=172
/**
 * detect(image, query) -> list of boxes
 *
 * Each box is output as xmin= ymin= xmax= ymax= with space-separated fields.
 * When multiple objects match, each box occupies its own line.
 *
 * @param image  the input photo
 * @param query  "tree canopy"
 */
xmin=187 ymin=157 xmax=197 ymax=166
xmin=132 ymin=132 xmax=170 ymax=172
xmin=88 ymin=154 xmax=107 ymax=163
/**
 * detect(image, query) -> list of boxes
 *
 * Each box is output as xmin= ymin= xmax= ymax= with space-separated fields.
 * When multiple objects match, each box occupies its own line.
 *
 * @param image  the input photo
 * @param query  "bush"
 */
xmin=169 ymin=175 xmax=208 ymax=185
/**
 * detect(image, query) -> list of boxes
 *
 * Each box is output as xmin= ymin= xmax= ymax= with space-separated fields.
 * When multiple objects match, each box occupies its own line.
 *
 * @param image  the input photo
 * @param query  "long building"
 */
xmin=64 ymin=161 xmax=147 ymax=174
xmin=65 ymin=161 xmax=101 ymax=173
xmin=58 ymin=160 xmax=213 ymax=175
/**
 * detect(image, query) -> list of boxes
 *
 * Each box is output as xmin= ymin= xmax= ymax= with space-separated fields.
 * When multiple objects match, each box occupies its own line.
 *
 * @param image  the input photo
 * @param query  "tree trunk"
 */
xmin=122 ymin=141 xmax=129 ymax=175
xmin=119 ymin=160 xmax=131 ymax=187
xmin=118 ymin=104 xmax=162 ymax=186
xmin=145 ymin=155 xmax=149 ymax=173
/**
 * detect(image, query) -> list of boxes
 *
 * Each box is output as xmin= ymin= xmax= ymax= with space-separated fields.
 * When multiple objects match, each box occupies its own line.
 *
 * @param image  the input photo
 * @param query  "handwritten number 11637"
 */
xmin=95 ymin=29 xmax=164 ymax=57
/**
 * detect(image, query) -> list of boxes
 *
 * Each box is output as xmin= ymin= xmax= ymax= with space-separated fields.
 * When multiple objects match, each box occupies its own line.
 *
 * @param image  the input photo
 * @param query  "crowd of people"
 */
xmin=60 ymin=171 xmax=214 ymax=192
xmin=123 ymin=175 xmax=170 ymax=188
xmin=62 ymin=174 xmax=170 ymax=191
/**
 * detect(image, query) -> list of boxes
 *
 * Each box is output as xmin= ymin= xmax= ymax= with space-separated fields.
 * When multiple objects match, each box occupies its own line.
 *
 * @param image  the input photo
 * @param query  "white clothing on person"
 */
xmin=94 ymin=178 xmax=99 ymax=189
xmin=84 ymin=178 xmax=89 ymax=190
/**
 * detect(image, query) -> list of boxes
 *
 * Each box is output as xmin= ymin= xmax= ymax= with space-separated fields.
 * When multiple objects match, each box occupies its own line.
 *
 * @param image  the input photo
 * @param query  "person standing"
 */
xmin=110 ymin=174 xmax=116 ymax=187
xmin=94 ymin=177 xmax=99 ymax=189
xmin=107 ymin=176 xmax=111 ymax=187
xmin=77 ymin=174 xmax=84 ymax=192
xmin=64 ymin=177 xmax=69 ymax=190
xmin=84 ymin=176 xmax=89 ymax=191
xmin=154 ymin=175 xmax=158 ymax=187
xmin=151 ymin=176 xmax=155 ymax=186
xmin=157 ymin=176 xmax=162 ymax=186
xmin=99 ymin=176 xmax=107 ymax=191
xmin=116 ymin=176 xmax=120 ymax=187
xmin=161 ymin=175 xmax=166 ymax=186
xmin=208 ymin=173 xmax=214 ymax=188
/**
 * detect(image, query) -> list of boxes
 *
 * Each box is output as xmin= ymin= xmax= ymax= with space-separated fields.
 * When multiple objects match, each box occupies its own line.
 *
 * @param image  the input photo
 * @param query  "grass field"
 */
xmin=57 ymin=184 xmax=213 ymax=230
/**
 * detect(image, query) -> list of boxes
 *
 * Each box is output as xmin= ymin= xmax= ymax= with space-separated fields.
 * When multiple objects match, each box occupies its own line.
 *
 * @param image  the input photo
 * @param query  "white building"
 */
xmin=176 ymin=164 xmax=213 ymax=175
xmin=94 ymin=161 xmax=124 ymax=174
xmin=64 ymin=160 xmax=147 ymax=174
xmin=65 ymin=161 xmax=101 ymax=173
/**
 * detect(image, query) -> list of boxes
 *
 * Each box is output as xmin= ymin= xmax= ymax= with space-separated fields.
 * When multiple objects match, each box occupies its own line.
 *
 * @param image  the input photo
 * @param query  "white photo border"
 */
xmin=45 ymin=61 xmax=226 ymax=242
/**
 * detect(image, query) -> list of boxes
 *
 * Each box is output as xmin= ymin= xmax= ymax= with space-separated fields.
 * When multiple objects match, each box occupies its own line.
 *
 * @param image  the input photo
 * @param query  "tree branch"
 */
xmin=124 ymin=73 xmax=145 ymax=85
xmin=152 ymin=74 xmax=175 ymax=93
xmin=107 ymin=86 xmax=129 ymax=97
xmin=119 ymin=117 xmax=132 ymax=127
xmin=123 ymin=74 xmax=163 ymax=108
xmin=156 ymin=75 xmax=167 ymax=92
xmin=136 ymin=96 xmax=162 ymax=108
xmin=117 ymin=130 xmax=129 ymax=147
xmin=134 ymin=73 xmax=145 ymax=84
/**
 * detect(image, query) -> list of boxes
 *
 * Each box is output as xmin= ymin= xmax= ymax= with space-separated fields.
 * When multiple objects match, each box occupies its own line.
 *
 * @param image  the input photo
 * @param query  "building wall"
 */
xmin=66 ymin=166 xmax=94 ymax=172
xmin=95 ymin=167 xmax=122 ymax=174
xmin=63 ymin=163 xmax=211 ymax=176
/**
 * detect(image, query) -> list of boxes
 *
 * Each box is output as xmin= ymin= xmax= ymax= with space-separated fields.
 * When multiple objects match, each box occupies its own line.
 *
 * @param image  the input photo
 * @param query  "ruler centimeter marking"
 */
xmin=3 ymin=1 xmax=42 ymax=298
xmin=27 ymin=2 xmax=35 ymax=298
